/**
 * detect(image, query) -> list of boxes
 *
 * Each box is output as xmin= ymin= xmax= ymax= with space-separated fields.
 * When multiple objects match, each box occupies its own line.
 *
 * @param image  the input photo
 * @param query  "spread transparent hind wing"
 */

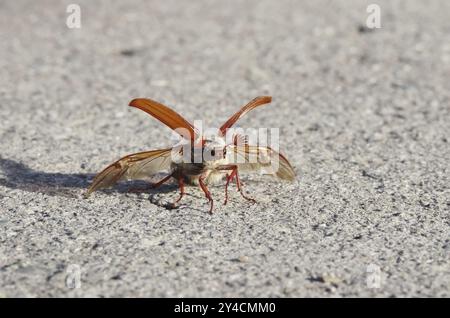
xmin=227 ymin=145 xmax=295 ymax=181
xmin=86 ymin=148 xmax=174 ymax=196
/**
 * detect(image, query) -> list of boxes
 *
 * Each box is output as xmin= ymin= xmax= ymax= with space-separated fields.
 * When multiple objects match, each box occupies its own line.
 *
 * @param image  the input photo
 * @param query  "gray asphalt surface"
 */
xmin=0 ymin=0 xmax=449 ymax=297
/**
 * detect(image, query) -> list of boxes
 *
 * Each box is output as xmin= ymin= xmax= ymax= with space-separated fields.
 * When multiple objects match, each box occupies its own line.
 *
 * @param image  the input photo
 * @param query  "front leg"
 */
xmin=216 ymin=165 xmax=256 ymax=204
xmin=223 ymin=172 xmax=233 ymax=205
xmin=198 ymin=174 xmax=214 ymax=214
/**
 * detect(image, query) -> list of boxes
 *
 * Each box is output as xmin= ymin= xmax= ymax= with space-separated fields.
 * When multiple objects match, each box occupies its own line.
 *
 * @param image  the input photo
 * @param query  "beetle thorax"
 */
xmin=172 ymin=136 xmax=229 ymax=184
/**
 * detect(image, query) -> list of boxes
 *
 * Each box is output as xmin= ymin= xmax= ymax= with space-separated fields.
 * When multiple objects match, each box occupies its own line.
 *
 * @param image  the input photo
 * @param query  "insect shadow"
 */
xmin=0 ymin=157 xmax=176 ymax=199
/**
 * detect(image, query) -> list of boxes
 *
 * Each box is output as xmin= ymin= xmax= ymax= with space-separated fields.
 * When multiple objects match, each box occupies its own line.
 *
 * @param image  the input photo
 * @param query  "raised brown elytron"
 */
xmin=86 ymin=96 xmax=295 ymax=213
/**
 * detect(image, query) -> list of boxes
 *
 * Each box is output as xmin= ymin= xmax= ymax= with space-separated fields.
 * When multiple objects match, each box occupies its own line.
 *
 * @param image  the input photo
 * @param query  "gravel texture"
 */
xmin=0 ymin=0 xmax=449 ymax=297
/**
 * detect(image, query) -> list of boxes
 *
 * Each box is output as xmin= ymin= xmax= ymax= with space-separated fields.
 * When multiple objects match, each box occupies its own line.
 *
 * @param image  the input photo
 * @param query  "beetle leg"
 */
xmin=234 ymin=168 xmax=256 ymax=203
xmin=198 ymin=175 xmax=213 ymax=214
xmin=171 ymin=176 xmax=185 ymax=207
xmin=128 ymin=173 xmax=173 ymax=193
xmin=151 ymin=174 xmax=174 ymax=189
xmin=217 ymin=165 xmax=256 ymax=204
xmin=224 ymin=173 xmax=230 ymax=205
xmin=224 ymin=170 xmax=237 ymax=205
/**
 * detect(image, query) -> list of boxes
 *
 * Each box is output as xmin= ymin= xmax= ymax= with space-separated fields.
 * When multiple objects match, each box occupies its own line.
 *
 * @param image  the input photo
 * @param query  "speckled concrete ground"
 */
xmin=0 ymin=0 xmax=449 ymax=297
